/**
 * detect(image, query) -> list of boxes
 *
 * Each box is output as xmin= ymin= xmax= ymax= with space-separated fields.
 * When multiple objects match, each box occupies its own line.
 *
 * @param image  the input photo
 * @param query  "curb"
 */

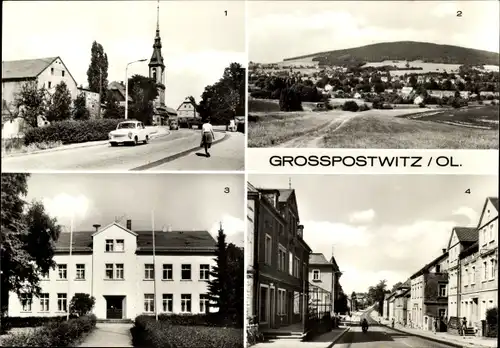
xmin=327 ymin=327 xmax=350 ymax=348
xmin=131 ymin=132 xmax=231 ymax=171
xmin=379 ymin=323 xmax=471 ymax=348
xmin=2 ymin=131 xmax=171 ymax=158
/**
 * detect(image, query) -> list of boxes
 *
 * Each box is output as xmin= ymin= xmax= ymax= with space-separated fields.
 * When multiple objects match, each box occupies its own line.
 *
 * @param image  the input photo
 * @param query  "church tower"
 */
xmin=149 ymin=0 xmax=166 ymax=122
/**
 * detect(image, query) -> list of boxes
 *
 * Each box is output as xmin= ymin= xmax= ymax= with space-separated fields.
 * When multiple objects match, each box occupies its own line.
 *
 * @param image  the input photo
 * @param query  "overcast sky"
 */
xmin=249 ymin=1 xmax=500 ymax=63
xmin=25 ymin=173 xmax=244 ymax=247
xmin=249 ymin=175 xmax=498 ymax=294
xmin=3 ymin=1 xmax=245 ymax=109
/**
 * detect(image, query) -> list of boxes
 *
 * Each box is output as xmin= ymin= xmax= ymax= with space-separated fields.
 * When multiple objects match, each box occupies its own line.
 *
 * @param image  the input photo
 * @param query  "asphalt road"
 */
xmin=336 ymin=311 xmax=453 ymax=348
xmin=2 ymin=130 xmax=244 ymax=171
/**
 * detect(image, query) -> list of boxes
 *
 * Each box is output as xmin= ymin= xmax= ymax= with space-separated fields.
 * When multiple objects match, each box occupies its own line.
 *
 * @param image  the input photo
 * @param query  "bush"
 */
xmin=419 ymin=102 xmax=426 ymax=108
xmin=70 ymin=293 xmax=96 ymax=317
xmin=133 ymin=315 xmax=243 ymax=348
xmin=359 ymin=103 xmax=370 ymax=112
xmin=2 ymin=314 xmax=96 ymax=347
xmin=1 ymin=315 xmax=77 ymax=329
xmin=24 ymin=119 xmax=122 ymax=146
xmin=250 ymin=90 xmax=272 ymax=99
xmin=342 ymin=101 xmax=359 ymax=112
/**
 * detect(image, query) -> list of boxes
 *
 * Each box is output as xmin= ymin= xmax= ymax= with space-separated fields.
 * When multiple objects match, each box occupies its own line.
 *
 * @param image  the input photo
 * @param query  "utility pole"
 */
xmin=98 ymin=67 xmax=102 ymax=119
xmin=152 ymin=210 xmax=158 ymax=321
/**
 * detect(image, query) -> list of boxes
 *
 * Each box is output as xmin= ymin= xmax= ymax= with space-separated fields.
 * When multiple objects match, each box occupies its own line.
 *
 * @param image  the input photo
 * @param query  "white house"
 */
xmin=8 ymin=220 xmax=218 ymax=320
xmin=77 ymin=87 xmax=101 ymax=118
xmin=176 ymin=98 xmax=199 ymax=118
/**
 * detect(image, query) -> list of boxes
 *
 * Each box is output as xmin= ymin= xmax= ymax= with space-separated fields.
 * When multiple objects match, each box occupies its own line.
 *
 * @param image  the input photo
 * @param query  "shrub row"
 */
xmin=24 ymin=119 xmax=122 ymax=146
xmin=1 ymin=315 xmax=77 ymax=331
xmin=1 ymin=314 xmax=96 ymax=347
xmin=133 ymin=315 xmax=243 ymax=348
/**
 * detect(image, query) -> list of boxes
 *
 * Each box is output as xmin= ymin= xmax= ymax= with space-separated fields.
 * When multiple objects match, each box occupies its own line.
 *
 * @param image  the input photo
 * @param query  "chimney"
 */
xmin=126 ymin=219 xmax=132 ymax=230
xmin=92 ymin=224 xmax=101 ymax=232
xmin=168 ymin=225 xmax=172 ymax=232
xmin=442 ymin=248 xmax=446 ymax=254
xmin=162 ymin=225 xmax=167 ymax=232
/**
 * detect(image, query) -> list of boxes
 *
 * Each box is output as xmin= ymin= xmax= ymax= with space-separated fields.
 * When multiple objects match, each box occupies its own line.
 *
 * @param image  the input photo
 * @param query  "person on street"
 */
xmin=362 ymin=318 xmax=369 ymax=331
xmin=391 ymin=318 xmax=395 ymax=328
xmin=461 ymin=317 xmax=467 ymax=336
xmin=200 ymin=118 xmax=215 ymax=157
xmin=228 ymin=117 xmax=237 ymax=132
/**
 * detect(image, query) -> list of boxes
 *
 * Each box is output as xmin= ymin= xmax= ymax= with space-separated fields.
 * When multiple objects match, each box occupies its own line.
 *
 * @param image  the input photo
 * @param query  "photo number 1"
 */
xmin=225 ymin=10 xmax=227 ymax=16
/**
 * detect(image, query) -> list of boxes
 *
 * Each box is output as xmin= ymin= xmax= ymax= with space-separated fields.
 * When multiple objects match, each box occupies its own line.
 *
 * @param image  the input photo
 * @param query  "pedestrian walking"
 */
xmin=433 ymin=318 xmax=438 ymax=333
xmin=200 ymin=117 xmax=215 ymax=157
xmin=461 ymin=317 xmax=467 ymax=336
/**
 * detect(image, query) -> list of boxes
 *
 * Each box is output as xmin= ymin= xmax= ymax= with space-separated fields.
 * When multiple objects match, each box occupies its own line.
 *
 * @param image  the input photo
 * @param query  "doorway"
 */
xmin=105 ymin=295 xmax=125 ymax=319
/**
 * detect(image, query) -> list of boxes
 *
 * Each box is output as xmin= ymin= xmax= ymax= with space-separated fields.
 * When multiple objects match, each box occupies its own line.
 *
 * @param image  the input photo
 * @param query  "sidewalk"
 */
xmin=370 ymin=311 xmax=497 ymax=348
xmin=76 ymin=323 xmax=133 ymax=347
xmin=252 ymin=327 xmax=349 ymax=348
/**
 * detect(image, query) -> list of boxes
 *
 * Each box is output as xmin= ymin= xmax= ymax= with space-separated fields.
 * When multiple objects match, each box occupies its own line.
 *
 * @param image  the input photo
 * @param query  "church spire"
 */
xmin=156 ymin=0 xmax=160 ymax=37
xmin=149 ymin=0 xmax=164 ymax=68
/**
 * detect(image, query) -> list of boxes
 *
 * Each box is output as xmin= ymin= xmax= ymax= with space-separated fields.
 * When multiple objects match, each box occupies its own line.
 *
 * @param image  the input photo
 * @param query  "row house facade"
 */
xmin=447 ymin=197 xmax=498 ymax=335
xmin=308 ymin=253 xmax=342 ymax=316
xmin=8 ymin=220 xmax=217 ymax=319
xmin=393 ymin=281 xmax=411 ymax=325
xmin=409 ymin=250 xmax=449 ymax=331
xmin=247 ymin=183 xmax=312 ymax=334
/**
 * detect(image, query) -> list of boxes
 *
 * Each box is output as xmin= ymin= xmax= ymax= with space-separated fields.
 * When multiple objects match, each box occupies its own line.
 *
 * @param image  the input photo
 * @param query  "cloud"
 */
xmin=42 ymin=193 xmax=90 ymax=226
xmin=452 ymin=206 xmax=478 ymax=224
xmin=209 ymin=214 xmax=244 ymax=247
xmin=431 ymin=2 xmax=459 ymax=18
xmin=349 ymin=209 xmax=376 ymax=224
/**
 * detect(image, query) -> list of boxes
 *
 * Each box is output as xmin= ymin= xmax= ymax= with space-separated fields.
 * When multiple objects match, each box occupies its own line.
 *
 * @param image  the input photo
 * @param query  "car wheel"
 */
xmin=133 ymin=136 xmax=138 ymax=146
xmin=144 ymin=135 xmax=149 ymax=144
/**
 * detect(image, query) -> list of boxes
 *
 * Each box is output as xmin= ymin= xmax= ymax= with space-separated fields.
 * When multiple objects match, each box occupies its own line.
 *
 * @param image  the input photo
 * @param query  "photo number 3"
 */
xmin=224 ymin=187 xmax=230 ymax=193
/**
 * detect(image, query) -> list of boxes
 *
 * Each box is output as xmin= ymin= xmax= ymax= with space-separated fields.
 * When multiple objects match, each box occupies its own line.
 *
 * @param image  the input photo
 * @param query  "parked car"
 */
xmin=109 ymin=120 xmax=150 ymax=146
xmin=169 ymin=117 xmax=179 ymax=130
xmin=312 ymin=102 xmax=326 ymax=111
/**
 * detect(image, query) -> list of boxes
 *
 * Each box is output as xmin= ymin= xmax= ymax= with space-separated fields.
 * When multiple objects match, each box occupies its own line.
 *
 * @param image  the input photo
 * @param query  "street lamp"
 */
xmin=124 ymin=59 xmax=147 ymax=120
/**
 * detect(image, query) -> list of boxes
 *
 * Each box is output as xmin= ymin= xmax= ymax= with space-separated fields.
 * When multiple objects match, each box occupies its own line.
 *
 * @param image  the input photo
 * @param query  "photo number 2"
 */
xmin=457 ymin=11 xmax=462 ymax=17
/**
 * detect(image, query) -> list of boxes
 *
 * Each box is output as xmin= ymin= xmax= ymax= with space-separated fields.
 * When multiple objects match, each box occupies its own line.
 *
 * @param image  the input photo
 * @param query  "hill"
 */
xmin=284 ymin=41 xmax=500 ymax=66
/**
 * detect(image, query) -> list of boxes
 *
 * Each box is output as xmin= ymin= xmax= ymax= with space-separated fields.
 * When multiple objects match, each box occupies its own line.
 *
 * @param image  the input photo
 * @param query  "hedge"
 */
xmin=24 ymin=119 xmax=123 ymax=146
xmin=1 ymin=314 xmax=96 ymax=347
xmin=1 ymin=315 xmax=77 ymax=331
xmin=133 ymin=315 xmax=243 ymax=348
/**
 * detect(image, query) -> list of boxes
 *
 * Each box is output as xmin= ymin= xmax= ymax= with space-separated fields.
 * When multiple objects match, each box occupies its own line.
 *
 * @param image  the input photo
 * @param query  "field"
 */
xmin=248 ymin=106 xmax=499 ymax=149
xmin=399 ymin=105 xmax=499 ymax=130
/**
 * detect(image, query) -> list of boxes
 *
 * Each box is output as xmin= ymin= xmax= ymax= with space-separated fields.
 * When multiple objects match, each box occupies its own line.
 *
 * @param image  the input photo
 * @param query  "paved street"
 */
xmin=77 ymin=323 xmax=133 ymax=347
xmin=2 ymin=130 xmax=244 ymax=171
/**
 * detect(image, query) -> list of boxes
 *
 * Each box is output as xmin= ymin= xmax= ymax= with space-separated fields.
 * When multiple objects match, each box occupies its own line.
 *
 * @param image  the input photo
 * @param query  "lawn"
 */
xmin=321 ymin=113 xmax=498 ymax=149
xmin=399 ymin=105 xmax=499 ymax=130
xmin=248 ymin=111 xmax=334 ymax=147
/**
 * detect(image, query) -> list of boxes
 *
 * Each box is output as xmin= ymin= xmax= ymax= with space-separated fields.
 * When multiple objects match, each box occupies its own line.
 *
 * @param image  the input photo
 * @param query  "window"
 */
xmin=439 ymin=284 xmax=446 ymax=297
xmin=145 ymin=264 xmax=154 ymax=280
xmin=76 ymin=264 xmax=85 ymax=280
xmin=278 ymin=289 xmax=286 ymax=316
xmin=471 ymin=266 xmax=476 ymax=284
xmin=259 ymin=286 xmax=268 ymax=323
xmin=48 ymin=81 xmax=52 ymax=88
xmin=435 ymin=265 xmax=441 ymax=273
xmin=57 ymin=293 xmax=67 ymax=312
xmin=294 ymin=257 xmax=300 ymax=277
xmin=199 ymin=264 xmax=210 ymax=280
xmin=200 ymin=294 xmax=209 ymax=313
xmin=162 ymin=294 xmax=173 ymax=312
xmin=293 ymin=291 xmax=300 ymax=314
xmin=58 ymin=264 xmax=67 ymax=280
xmin=50 ymin=67 xmax=54 ymax=75
xmin=20 ymin=294 xmax=32 ymax=312
xmin=484 ymin=261 xmax=488 ymax=281
xmin=490 ymin=259 xmax=496 ymax=280
xmin=105 ymin=264 xmax=114 ymax=279
xmin=264 ymin=234 xmax=272 ymax=264
xmin=490 ymin=224 xmax=494 ymax=242
xmin=464 ymin=268 xmax=468 ymax=286
xmin=181 ymin=264 xmax=191 ymax=280
xmin=162 ymin=264 xmax=173 ymax=280
xmin=40 ymin=293 xmax=49 ymax=312
xmin=313 ymin=269 xmax=320 ymax=281
xmin=105 ymin=239 xmax=114 ymax=252
xmin=115 ymin=239 xmax=124 ymax=252
xmin=116 ymin=264 xmax=124 ymax=279
xmin=62 ymin=70 xmax=65 ymax=77
xmin=181 ymin=294 xmax=192 ymax=313
xmin=289 ymin=252 xmax=293 ymax=275
xmin=144 ymin=294 xmax=154 ymax=313
xmin=278 ymin=246 xmax=286 ymax=272
xmin=41 ymin=271 xmax=49 ymax=280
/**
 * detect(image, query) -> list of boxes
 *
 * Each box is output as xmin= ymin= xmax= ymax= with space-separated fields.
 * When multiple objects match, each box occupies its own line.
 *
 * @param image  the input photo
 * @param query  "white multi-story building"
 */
xmin=8 ymin=220 xmax=217 ymax=320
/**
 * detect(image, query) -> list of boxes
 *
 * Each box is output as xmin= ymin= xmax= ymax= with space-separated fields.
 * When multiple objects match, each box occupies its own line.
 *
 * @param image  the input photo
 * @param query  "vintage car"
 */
xmin=109 ymin=120 xmax=150 ymax=146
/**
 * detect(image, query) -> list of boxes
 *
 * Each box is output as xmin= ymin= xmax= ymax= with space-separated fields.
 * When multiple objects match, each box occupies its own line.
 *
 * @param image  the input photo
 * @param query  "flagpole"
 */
xmin=152 ymin=211 xmax=158 ymax=321
xmin=67 ymin=213 xmax=74 ymax=321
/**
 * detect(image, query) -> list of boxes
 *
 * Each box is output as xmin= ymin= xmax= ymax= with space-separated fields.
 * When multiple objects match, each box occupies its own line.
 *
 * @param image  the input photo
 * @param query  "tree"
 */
xmin=374 ymin=83 xmax=385 ymax=94
xmin=366 ymin=279 xmax=388 ymax=315
xmin=87 ymin=41 xmax=109 ymax=103
xmin=279 ymin=86 xmax=302 ymax=111
xmin=1 ymin=174 xmax=61 ymax=316
xmin=69 ymin=293 xmax=96 ymax=316
xmin=391 ymin=282 xmax=403 ymax=292
xmin=207 ymin=224 xmax=229 ymax=320
xmin=127 ymin=74 xmax=159 ymax=125
xmin=103 ymin=92 xmax=124 ymax=119
xmin=46 ymin=81 xmax=72 ymax=122
xmin=351 ymin=291 xmax=358 ymax=311
xmin=73 ymin=93 xmax=90 ymax=120
xmin=226 ymin=243 xmax=244 ymax=327
xmin=13 ymin=81 xmax=50 ymax=128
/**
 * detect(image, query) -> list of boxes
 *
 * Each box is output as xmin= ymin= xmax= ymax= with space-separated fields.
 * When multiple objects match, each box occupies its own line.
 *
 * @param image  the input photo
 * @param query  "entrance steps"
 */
xmin=96 ymin=319 xmax=133 ymax=324
xmin=263 ymin=331 xmax=307 ymax=341
xmin=463 ymin=327 xmax=476 ymax=336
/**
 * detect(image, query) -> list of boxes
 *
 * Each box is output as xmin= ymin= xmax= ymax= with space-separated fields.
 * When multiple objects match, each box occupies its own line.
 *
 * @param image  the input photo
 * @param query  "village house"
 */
xmin=8 ymin=220 xmax=217 ymax=319
xmin=108 ymin=81 xmax=133 ymax=108
xmin=393 ymin=280 xmax=411 ymax=325
xmin=77 ymin=87 xmax=101 ymax=118
xmin=308 ymin=253 xmax=342 ymax=317
xmin=409 ymin=250 xmax=448 ymax=331
xmin=246 ymin=183 xmax=312 ymax=337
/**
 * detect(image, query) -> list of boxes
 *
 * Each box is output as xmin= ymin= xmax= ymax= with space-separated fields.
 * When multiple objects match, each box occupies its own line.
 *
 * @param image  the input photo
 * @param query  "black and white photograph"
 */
xmin=246 ymin=175 xmax=498 ymax=348
xmin=0 ymin=173 xmax=244 ymax=347
xmin=247 ymin=1 xmax=499 ymax=149
xmin=1 ymin=1 xmax=245 ymax=171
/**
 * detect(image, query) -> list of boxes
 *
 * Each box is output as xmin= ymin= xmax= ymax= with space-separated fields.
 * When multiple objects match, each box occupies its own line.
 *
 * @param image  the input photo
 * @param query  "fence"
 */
xmin=306 ymin=283 xmax=332 ymax=336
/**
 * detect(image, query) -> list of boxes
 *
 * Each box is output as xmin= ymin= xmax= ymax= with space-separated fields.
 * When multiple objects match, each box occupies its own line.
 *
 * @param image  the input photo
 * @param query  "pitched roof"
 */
xmin=460 ymin=241 xmax=479 ymax=259
xmin=454 ymin=227 xmax=478 ymax=243
xmin=108 ymin=81 xmax=133 ymax=102
xmin=55 ymin=230 xmax=216 ymax=253
xmin=2 ymin=57 xmax=58 ymax=80
xmin=309 ymin=253 xmax=330 ymax=265
xmin=410 ymin=252 xmax=448 ymax=279
xmin=278 ymin=189 xmax=294 ymax=202
xmin=247 ymin=182 xmax=258 ymax=193
xmin=488 ymin=197 xmax=498 ymax=212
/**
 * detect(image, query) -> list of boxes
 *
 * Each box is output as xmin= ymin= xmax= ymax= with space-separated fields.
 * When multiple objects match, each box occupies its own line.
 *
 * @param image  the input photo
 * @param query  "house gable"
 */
xmin=477 ymin=197 xmax=499 ymax=230
xmin=91 ymin=222 xmax=138 ymax=237
xmin=447 ymin=229 xmax=460 ymax=250
xmin=39 ymin=57 xmax=78 ymax=89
